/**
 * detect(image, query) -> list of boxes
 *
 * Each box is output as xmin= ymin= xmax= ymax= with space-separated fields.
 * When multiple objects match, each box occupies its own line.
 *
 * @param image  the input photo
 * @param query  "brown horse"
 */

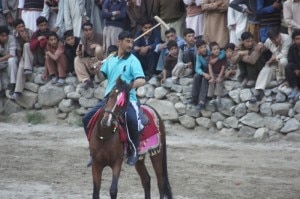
xmin=88 ymin=77 xmax=173 ymax=199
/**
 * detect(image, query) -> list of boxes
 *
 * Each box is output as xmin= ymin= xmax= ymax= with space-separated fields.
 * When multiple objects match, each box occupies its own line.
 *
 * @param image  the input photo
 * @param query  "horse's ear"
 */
xmin=116 ymin=75 xmax=123 ymax=85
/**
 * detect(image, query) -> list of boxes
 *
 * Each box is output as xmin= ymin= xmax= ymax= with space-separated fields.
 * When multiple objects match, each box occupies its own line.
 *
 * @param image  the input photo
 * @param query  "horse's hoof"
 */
xmin=127 ymin=155 xmax=138 ymax=166
xmin=86 ymin=156 xmax=92 ymax=167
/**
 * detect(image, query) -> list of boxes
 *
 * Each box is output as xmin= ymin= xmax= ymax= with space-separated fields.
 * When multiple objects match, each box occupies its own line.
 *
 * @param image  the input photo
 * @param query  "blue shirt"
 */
xmin=195 ymin=48 xmax=226 ymax=75
xmin=101 ymin=53 xmax=145 ymax=102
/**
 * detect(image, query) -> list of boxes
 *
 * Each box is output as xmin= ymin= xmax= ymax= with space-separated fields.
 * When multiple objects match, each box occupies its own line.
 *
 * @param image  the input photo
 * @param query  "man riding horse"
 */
xmin=82 ymin=31 xmax=146 ymax=166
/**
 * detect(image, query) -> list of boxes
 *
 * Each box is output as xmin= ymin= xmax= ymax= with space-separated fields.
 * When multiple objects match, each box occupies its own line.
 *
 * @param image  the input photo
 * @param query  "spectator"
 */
xmin=231 ymin=31 xmax=264 ymax=88
xmin=184 ymin=0 xmax=204 ymax=39
xmin=250 ymin=27 xmax=292 ymax=103
xmin=160 ymin=40 xmax=179 ymax=84
xmin=172 ymin=28 xmax=197 ymax=83
xmin=64 ymin=0 xmax=86 ymax=37
xmin=224 ymin=43 xmax=238 ymax=80
xmin=18 ymin=0 xmax=44 ymax=32
xmin=284 ymin=29 xmax=300 ymax=101
xmin=201 ymin=0 xmax=229 ymax=48
xmin=30 ymin=16 xmax=50 ymax=68
xmin=227 ymin=0 xmax=248 ymax=45
xmin=207 ymin=42 xmax=226 ymax=106
xmin=63 ymin=30 xmax=80 ymax=75
xmin=45 ymin=31 xmax=68 ymax=86
xmin=229 ymin=0 xmax=260 ymax=42
xmin=257 ymin=0 xmax=282 ymax=42
xmin=74 ymin=22 xmax=104 ymax=89
xmin=1 ymin=0 xmax=19 ymax=30
xmin=101 ymin=0 xmax=126 ymax=52
xmin=0 ymin=25 xmax=17 ymax=95
xmin=153 ymin=0 xmax=186 ymax=40
xmin=10 ymin=19 xmax=34 ymax=101
xmin=140 ymin=0 xmax=154 ymax=22
xmin=283 ymin=0 xmax=300 ymax=35
xmin=190 ymin=39 xmax=211 ymax=110
xmin=85 ymin=0 xmax=104 ymax=34
xmin=126 ymin=0 xmax=142 ymax=35
xmin=155 ymin=28 xmax=184 ymax=74
xmin=133 ymin=19 xmax=161 ymax=79
xmin=41 ymin=0 xmax=65 ymax=38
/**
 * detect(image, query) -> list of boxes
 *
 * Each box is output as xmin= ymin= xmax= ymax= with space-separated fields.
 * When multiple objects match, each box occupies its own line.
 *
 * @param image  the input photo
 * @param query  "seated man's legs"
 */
xmin=74 ymin=56 xmax=94 ymax=83
xmin=277 ymin=57 xmax=288 ymax=82
xmin=7 ymin=57 xmax=18 ymax=92
xmin=255 ymin=66 xmax=272 ymax=90
xmin=64 ymin=48 xmax=75 ymax=73
xmin=190 ymin=73 xmax=202 ymax=104
xmin=285 ymin=63 xmax=299 ymax=89
xmin=172 ymin=62 xmax=193 ymax=81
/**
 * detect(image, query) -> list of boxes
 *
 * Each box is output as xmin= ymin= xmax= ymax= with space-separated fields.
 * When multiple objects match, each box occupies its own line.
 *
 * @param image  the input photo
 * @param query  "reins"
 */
xmin=97 ymin=109 xmax=121 ymax=140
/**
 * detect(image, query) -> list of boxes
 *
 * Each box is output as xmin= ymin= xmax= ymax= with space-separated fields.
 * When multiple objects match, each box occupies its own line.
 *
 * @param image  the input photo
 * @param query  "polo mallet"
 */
xmin=133 ymin=15 xmax=170 ymax=42
xmin=95 ymin=16 xmax=170 ymax=68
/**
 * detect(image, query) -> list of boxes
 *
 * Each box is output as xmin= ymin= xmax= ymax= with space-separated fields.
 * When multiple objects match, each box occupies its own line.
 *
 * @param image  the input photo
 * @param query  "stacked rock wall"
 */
xmin=1 ymin=67 xmax=300 ymax=140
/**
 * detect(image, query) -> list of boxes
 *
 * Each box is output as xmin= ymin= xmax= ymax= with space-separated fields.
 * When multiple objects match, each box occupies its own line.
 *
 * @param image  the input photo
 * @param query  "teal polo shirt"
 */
xmin=101 ymin=53 xmax=145 ymax=102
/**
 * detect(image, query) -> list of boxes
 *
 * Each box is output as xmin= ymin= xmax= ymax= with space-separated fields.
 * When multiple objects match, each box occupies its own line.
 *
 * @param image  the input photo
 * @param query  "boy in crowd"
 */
xmin=224 ymin=43 xmax=237 ymax=80
xmin=207 ymin=42 xmax=226 ymax=105
xmin=155 ymin=28 xmax=184 ymax=74
xmin=30 ymin=16 xmax=50 ymax=68
xmin=63 ymin=30 xmax=80 ymax=75
xmin=190 ymin=39 xmax=226 ymax=110
xmin=160 ymin=40 xmax=179 ymax=84
xmin=10 ymin=19 xmax=34 ymax=100
xmin=171 ymin=28 xmax=197 ymax=84
xmin=45 ymin=31 xmax=68 ymax=86
xmin=0 ymin=25 xmax=17 ymax=96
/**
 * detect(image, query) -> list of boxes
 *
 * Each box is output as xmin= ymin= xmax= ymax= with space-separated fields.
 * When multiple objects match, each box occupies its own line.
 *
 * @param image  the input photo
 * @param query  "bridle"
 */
xmin=98 ymin=91 xmax=126 ymax=140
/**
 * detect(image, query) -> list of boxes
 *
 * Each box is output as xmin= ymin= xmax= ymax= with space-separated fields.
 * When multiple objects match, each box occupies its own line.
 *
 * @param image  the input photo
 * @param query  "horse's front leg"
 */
xmin=92 ymin=163 xmax=103 ymax=199
xmin=110 ymin=163 xmax=122 ymax=199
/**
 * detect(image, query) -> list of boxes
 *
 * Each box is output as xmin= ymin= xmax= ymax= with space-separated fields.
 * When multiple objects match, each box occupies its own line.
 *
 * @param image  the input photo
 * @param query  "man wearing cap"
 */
xmin=82 ymin=31 xmax=146 ymax=166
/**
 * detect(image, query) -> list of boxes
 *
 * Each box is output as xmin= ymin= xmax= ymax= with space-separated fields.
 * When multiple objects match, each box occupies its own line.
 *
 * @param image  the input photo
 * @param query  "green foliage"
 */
xmin=26 ymin=112 xmax=45 ymax=124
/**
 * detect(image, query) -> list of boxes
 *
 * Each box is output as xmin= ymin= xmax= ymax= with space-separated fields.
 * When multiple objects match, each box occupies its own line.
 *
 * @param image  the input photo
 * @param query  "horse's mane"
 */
xmin=110 ymin=76 xmax=132 ymax=109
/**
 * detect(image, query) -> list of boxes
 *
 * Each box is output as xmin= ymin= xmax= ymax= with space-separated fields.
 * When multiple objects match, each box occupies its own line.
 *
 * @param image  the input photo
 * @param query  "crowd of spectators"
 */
xmin=0 ymin=0 xmax=300 ymax=110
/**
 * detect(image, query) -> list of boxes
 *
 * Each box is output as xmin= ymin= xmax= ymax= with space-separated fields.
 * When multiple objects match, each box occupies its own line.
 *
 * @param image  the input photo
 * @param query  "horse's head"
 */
xmin=101 ymin=76 xmax=132 ymax=128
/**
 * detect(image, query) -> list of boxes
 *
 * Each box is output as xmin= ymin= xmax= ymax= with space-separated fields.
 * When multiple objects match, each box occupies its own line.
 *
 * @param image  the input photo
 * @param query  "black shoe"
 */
xmin=82 ymin=80 xmax=94 ymax=89
xmin=249 ymin=96 xmax=257 ymax=104
xmin=188 ymin=98 xmax=197 ymax=105
xmin=127 ymin=152 xmax=139 ymax=166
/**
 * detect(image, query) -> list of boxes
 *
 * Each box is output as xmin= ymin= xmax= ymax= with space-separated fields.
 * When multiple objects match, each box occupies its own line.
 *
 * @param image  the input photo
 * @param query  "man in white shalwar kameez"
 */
xmin=64 ymin=0 xmax=86 ymax=37
xmin=18 ymin=0 xmax=43 ymax=32
xmin=184 ymin=0 xmax=205 ymax=38
xmin=227 ymin=0 xmax=247 ymax=45
xmin=250 ymin=28 xmax=292 ymax=103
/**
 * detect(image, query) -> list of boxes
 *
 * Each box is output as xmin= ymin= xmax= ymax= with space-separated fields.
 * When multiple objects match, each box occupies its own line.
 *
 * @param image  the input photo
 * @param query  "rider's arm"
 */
xmin=132 ymin=78 xmax=145 ymax=89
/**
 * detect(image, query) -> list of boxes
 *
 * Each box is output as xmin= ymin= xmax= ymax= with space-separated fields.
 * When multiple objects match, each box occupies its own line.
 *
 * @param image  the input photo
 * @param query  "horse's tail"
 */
xmin=161 ymin=132 xmax=173 ymax=199
xmin=144 ymin=104 xmax=173 ymax=199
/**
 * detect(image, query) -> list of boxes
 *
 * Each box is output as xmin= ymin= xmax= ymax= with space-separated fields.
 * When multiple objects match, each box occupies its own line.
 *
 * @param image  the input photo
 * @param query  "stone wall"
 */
xmin=1 ymin=66 xmax=300 ymax=141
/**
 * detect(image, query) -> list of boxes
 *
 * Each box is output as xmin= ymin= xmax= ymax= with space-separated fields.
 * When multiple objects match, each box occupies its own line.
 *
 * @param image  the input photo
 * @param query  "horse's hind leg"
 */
xmin=150 ymin=153 xmax=165 ymax=199
xmin=135 ymin=159 xmax=151 ymax=199
xmin=92 ymin=164 xmax=104 ymax=199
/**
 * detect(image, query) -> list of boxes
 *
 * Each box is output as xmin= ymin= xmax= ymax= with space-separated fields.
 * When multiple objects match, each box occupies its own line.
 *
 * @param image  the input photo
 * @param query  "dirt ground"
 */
xmin=0 ymin=122 xmax=300 ymax=199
